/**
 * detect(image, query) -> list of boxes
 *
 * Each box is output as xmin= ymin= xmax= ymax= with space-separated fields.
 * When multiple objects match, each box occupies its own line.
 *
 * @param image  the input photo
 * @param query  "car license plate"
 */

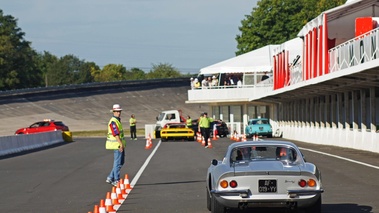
xmin=258 ymin=180 xmax=277 ymax=193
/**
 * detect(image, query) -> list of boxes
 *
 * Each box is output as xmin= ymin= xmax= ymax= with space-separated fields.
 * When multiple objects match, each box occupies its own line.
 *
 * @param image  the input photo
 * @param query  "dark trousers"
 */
xmin=201 ymin=127 xmax=210 ymax=146
xmin=130 ymin=126 xmax=137 ymax=139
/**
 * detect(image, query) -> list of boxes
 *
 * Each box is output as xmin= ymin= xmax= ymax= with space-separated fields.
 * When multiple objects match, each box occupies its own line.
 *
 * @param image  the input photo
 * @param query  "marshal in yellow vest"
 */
xmin=105 ymin=117 xmax=126 ymax=150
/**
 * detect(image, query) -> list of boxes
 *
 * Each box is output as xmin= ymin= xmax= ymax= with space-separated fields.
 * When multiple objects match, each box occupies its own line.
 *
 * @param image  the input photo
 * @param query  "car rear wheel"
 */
xmin=211 ymin=195 xmax=225 ymax=213
xmin=298 ymin=196 xmax=321 ymax=213
xmin=155 ymin=131 xmax=161 ymax=138
xmin=206 ymin=188 xmax=211 ymax=211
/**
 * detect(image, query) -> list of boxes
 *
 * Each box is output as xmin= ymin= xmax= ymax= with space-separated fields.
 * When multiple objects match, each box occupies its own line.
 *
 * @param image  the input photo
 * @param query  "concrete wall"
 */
xmin=281 ymin=125 xmax=379 ymax=153
xmin=0 ymin=131 xmax=64 ymax=157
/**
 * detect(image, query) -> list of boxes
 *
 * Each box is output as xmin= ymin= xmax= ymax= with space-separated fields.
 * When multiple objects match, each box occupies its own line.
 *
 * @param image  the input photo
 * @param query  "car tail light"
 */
xmin=298 ymin=179 xmax=307 ymax=187
xmin=298 ymin=179 xmax=317 ymax=187
xmin=219 ymin=180 xmax=238 ymax=188
xmin=220 ymin=180 xmax=228 ymax=188
xmin=229 ymin=180 xmax=238 ymax=188
xmin=307 ymin=179 xmax=317 ymax=187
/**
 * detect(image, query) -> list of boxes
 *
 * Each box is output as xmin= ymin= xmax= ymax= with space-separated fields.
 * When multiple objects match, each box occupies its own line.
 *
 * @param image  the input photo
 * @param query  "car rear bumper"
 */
xmin=210 ymin=188 xmax=323 ymax=208
xmin=161 ymin=133 xmax=195 ymax=140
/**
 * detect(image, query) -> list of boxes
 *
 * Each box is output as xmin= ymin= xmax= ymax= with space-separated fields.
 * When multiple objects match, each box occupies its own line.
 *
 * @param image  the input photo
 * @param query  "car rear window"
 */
xmin=231 ymin=145 xmax=297 ymax=162
xmin=54 ymin=122 xmax=66 ymax=126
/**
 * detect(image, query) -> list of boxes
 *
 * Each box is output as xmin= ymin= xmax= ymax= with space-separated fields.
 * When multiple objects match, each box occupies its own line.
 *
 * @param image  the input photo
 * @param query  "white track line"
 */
xmin=115 ymin=140 xmax=162 ymax=211
xmin=130 ymin=140 xmax=162 ymax=187
xmin=299 ymin=147 xmax=379 ymax=170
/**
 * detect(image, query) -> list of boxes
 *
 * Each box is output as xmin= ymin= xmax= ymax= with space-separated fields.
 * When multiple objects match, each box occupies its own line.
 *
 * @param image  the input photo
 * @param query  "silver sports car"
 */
xmin=206 ymin=141 xmax=324 ymax=213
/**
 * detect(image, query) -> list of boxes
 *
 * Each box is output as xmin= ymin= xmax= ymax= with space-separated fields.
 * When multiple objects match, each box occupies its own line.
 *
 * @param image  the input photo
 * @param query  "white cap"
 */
xmin=111 ymin=104 xmax=123 ymax=112
xmin=190 ymin=77 xmax=193 ymax=80
xmin=212 ymin=75 xmax=216 ymax=79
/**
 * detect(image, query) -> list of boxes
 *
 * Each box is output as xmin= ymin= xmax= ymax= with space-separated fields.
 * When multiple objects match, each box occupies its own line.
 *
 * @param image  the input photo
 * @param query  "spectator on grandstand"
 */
xmin=190 ymin=77 xmax=195 ymax=90
xmin=237 ymin=77 xmax=242 ymax=88
xmin=229 ymin=76 xmax=235 ymax=87
xmin=206 ymin=76 xmax=212 ymax=89
xmin=211 ymin=76 xmax=219 ymax=88
xmin=201 ymin=77 xmax=209 ymax=89
xmin=194 ymin=78 xmax=200 ymax=89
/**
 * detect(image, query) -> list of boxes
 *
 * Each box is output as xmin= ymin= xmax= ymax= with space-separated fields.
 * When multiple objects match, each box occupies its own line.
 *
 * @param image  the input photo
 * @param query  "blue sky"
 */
xmin=1 ymin=0 xmax=258 ymax=73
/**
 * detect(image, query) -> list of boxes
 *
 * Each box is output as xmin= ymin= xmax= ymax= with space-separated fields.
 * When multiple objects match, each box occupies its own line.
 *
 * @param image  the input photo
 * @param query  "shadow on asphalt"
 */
xmin=225 ymin=203 xmax=372 ymax=213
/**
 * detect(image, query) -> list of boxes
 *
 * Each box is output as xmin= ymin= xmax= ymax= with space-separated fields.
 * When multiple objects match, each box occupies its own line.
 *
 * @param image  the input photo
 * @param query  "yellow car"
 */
xmin=160 ymin=123 xmax=195 ymax=141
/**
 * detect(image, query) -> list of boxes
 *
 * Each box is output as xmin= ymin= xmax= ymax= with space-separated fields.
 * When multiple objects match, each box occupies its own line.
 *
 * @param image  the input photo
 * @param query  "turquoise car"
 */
xmin=245 ymin=118 xmax=273 ymax=138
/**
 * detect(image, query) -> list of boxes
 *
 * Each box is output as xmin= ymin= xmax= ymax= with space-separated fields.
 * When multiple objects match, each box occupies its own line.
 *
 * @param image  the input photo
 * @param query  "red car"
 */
xmin=15 ymin=119 xmax=69 ymax=135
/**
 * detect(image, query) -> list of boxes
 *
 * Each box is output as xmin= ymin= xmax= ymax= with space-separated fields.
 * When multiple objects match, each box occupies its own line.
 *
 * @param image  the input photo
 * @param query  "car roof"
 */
xmin=249 ymin=118 xmax=268 ymax=121
xmin=228 ymin=140 xmax=297 ymax=150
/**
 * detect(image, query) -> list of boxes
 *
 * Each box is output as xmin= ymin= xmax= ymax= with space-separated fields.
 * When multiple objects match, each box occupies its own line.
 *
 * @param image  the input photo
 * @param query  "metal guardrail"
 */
xmin=329 ymin=28 xmax=379 ymax=73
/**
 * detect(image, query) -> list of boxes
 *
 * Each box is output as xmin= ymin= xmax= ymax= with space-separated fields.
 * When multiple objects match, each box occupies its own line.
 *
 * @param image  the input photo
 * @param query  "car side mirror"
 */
xmin=211 ymin=159 xmax=218 ymax=166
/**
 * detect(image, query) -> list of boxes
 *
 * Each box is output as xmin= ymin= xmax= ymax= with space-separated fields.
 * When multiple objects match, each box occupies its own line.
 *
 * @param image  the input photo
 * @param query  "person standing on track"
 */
xmin=105 ymin=104 xmax=126 ymax=186
xmin=129 ymin=114 xmax=137 ymax=140
xmin=198 ymin=112 xmax=213 ymax=148
xmin=186 ymin=115 xmax=192 ymax=128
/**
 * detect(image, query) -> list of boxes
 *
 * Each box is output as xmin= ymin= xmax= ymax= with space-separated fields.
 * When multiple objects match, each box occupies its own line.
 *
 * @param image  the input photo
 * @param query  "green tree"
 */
xmin=45 ymin=54 xmax=94 ymax=86
xmin=0 ymin=10 xmax=43 ymax=90
xmin=125 ymin=67 xmax=146 ymax=80
xmin=236 ymin=0 xmax=346 ymax=55
xmin=75 ymin=61 xmax=96 ymax=84
xmin=146 ymin=63 xmax=181 ymax=79
xmin=35 ymin=51 xmax=59 ymax=87
xmin=93 ymin=64 xmax=127 ymax=82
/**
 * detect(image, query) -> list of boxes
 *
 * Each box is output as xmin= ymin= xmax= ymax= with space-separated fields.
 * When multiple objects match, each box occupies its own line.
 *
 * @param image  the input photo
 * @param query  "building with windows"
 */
xmin=186 ymin=0 xmax=379 ymax=153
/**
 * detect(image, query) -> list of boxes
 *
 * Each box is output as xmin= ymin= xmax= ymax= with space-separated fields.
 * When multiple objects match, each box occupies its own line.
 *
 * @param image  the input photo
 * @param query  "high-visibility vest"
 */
xmin=129 ymin=117 xmax=136 ymax=126
xmin=199 ymin=117 xmax=213 ymax=128
xmin=186 ymin=118 xmax=192 ymax=127
xmin=105 ymin=117 xmax=126 ymax=150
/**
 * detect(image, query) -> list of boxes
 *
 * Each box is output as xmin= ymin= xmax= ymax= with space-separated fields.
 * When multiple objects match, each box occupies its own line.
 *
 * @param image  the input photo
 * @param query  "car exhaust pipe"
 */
xmin=286 ymin=202 xmax=297 ymax=210
xmin=238 ymin=202 xmax=248 ymax=210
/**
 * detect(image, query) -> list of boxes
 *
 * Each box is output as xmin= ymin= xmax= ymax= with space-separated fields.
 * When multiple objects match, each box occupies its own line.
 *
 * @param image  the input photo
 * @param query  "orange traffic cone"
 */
xmin=230 ymin=134 xmax=234 ymax=141
xmin=92 ymin=205 xmax=99 ymax=213
xmin=145 ymin=135 xmax=152 ymax=149
xmin=119 ymin=179 xmax=128 ymax=198
xmin=105 ymin=192 xmax=116 ymax=213
xmin=241 ymin=134 xmax=247 ymax=142
xmin=99 ymin=199 xmax=106 ymax=213
xmin=212 ymin=132 xmax=218 ymax=140
xmin=124 ymin=174 xmax=132 ymax=190
xmin=201 ymin=137 xmax=205 ymax=146
xmin=116 ymin=182 xmax=125 ymax=202
xmin=197 ymin=132 xmax=202 ymax=142
xmin=235 ymin=134 xmax=240 ymax=142
xmin=253 ymin=134 xmax=258 ymax=141
xmin=208 ymin=138 xmax=213 ymax=148
xmin=111 ymin=187 xmax=121 ymax=205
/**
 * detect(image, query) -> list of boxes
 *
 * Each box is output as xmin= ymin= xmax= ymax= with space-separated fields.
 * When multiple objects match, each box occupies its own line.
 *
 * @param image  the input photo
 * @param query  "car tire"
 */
xmin=267 ymin=134 xmax=273 ymax=138
xmin=155 ymin=131 xmax=161 ymax=139
xmin=206 ymin=188 xmax=211 ymax=211
xmin=298 ymin=196 xmax=321 ymax=213
xmin=211 ymin=195 xmax=225 ymax=213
